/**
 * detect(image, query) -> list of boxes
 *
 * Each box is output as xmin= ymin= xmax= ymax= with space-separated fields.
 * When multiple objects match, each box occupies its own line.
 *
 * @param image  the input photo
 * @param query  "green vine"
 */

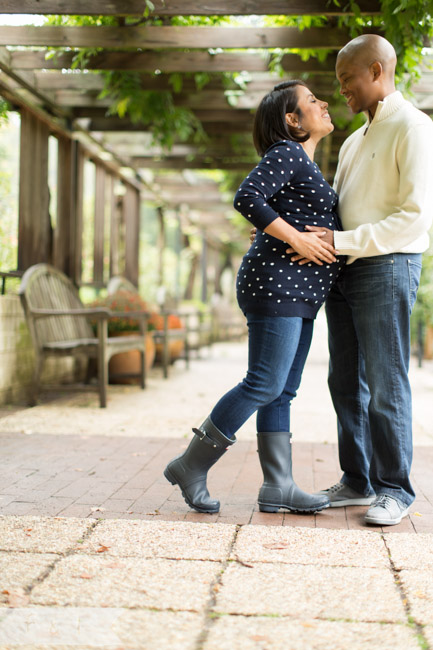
xmin=43 ymin=4 xmax=432 ymax=148
xmin=0 ymin=98 xmax=9 ymax=125
xmin=333 ymin=0 xmax=433 ymax=86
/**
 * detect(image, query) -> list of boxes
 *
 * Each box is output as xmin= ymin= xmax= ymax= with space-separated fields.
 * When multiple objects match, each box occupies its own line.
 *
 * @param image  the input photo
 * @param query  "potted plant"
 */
xmin=148 ymin=311 xmax=186 ymax=363
xmin=89 ymin=290 xmax=156 ymax=382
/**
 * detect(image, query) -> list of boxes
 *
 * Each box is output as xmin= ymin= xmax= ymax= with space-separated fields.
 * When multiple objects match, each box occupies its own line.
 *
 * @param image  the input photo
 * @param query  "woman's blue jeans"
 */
xmin=325 ymin=253 xmax=422 ymax=507
xmin=210 ymin=313 xmax=314 ymax=438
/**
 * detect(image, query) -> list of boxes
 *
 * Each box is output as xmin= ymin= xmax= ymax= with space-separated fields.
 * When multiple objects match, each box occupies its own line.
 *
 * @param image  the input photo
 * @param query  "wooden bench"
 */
xmin=19 ymin=264 xmax=149 ymax=408
xmin=107 ymin=276 xmax=190 ymax=378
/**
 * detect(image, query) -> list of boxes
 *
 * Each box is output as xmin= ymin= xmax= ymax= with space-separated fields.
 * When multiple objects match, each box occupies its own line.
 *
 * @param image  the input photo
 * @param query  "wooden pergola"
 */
xmin=0 ymin=1 xmax=432 ymax=294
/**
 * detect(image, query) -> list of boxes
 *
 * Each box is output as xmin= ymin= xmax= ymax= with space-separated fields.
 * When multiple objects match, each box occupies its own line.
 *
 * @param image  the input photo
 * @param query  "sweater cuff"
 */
xmin=334 ymin=230 xmax=357 ymax=253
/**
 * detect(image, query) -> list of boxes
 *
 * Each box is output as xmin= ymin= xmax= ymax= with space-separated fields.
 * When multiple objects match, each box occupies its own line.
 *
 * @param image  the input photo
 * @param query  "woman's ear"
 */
xmin=285 ymin=112 xmax=300 ymax=128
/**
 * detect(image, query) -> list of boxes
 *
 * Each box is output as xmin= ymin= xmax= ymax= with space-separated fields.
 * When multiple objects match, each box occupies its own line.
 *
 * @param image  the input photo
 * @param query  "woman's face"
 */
xmin=289 ymin=85 xmax=334 ymax=140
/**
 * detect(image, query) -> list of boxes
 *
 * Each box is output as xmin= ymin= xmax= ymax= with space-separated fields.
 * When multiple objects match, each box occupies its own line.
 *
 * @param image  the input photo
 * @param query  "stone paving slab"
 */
xmin=385 ymin=532 xmax=433 ymax=570
xmin=232 ymin=525 xmax=389 ymax=568
xmin=0 ymin=608 xmax=203 ymax=650
xmin=78 ymin=519 xmax=236 ymax=560
xmin=204 ymin=617 xmax=420 ymax=650
xmin=30 ymin=555 xmax=220 ymax=611
xmin=425 ymin=626 xmax=433 ymax=648
xmin=0 ymin=516 xmax=94 ymax=553
xmin=399 ymin=569 xmax=433 ymax=625
xmin=0 ymin=518 xmax=431 ymax=648
xmin=214 ymin=563 xmax=406 ymax=622
xmin=0 ymin=552 xmax=57 ymax=607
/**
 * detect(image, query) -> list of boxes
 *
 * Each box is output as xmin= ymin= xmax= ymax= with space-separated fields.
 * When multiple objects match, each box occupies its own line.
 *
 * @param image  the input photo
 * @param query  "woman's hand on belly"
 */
xmin=287 ymin=226 xmax=339 ymax=265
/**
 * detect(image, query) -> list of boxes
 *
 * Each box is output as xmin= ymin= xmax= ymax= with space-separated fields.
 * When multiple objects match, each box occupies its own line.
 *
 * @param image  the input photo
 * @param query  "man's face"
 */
xmin=336 ymin=55 xmax=377 ymax=115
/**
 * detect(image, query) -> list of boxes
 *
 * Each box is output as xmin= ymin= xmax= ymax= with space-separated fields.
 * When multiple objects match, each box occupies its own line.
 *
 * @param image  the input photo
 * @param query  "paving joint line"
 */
xmin=193 ymin=523 xmax=242 ymax=650
xmin=381 ymin=533 xmax=431 ymax=650
xmin=19 ymin=518 xmax=103 ymax=599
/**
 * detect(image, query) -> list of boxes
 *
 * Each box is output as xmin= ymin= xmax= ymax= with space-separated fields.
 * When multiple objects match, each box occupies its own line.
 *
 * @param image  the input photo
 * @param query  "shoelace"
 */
xmin=326 ymin=482 xmax=344 ymax=494
xmin=373 ymin=494 xmax=394 ymax=509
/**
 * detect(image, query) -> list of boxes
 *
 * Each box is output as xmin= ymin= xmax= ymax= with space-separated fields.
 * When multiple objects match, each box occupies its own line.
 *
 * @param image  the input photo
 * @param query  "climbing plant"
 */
xmin=44 ymin=11 xmax=243 ymax=149
xmin=333 ymin=0 xmax=433 ymax=86
xmin=43 ymin=2 xmax=432 ymax=148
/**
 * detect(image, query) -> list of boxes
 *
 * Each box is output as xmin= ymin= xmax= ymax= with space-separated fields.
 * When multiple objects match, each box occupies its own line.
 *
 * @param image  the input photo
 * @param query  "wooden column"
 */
xmin=18 ymin=108 xmax=51 ymax=270
xmin=54 ymin=135 xmax=75 ymax=276
xmin=124 ymin=184 xmax=140 ymax=287
xmin=201 ymin=231 xmax=208 ymax=303
xmin=156 ymin=205 xmax=166 ymax=289
xmin=109 ymin=175 xmax=119 ymax=278
xmin=73 ymin=143 xmax=85 ymax=286
xmin=93 ymin=163 xmax=105 ymax=286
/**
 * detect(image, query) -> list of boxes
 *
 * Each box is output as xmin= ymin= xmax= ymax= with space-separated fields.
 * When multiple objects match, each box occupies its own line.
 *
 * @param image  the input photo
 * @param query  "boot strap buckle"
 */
xmin=192 ymin=427 xmax=206 ymax=441
xmin=192 ymin=427 xmax=219 ymax=448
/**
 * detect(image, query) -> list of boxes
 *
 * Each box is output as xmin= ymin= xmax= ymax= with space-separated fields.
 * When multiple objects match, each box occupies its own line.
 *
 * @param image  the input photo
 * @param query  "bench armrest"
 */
xmin=30 ymin=307 xmax=111 ymax=320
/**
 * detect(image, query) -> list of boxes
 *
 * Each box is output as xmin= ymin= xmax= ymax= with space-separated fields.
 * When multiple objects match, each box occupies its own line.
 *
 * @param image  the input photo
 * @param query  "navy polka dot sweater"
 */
xmin=234 ymin=140 xmax=344 ymax=319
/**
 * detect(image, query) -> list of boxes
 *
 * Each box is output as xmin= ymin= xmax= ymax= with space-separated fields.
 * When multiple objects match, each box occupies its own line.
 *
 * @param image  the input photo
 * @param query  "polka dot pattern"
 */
xmin=233 ymin=140 xmax=345 ymax=319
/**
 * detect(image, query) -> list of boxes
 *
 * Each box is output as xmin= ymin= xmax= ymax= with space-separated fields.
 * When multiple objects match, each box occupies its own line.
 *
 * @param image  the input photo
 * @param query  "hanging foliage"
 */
xmin=44 ymin=11 xmax=239 ymax=150
xmin=333 ymin=0 xmax=433 ymax=85
xmin=43 ymin=3 xmax=432 ymax=148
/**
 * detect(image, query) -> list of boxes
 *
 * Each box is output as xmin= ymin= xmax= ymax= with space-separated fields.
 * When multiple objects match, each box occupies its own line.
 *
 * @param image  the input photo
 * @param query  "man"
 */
xmin=295 ymin=34 xmax=433 ymax=525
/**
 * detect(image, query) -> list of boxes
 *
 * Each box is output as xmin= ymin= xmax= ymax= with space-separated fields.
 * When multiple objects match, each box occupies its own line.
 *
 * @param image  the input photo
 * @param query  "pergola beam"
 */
xmin=10 ymin=50 xmax=337 ymax=73
xmin=34 ymin=70 xmax=335 ymax=92
xmin=0 ymin=25 xmax=381 ymax=49
xmin=135 ymin=158 xmax=256 ymax=170
xmin=0 ymin=0 xmax=382 ymax=16
xmin=73 ymin=106 xmax=254 ymax=120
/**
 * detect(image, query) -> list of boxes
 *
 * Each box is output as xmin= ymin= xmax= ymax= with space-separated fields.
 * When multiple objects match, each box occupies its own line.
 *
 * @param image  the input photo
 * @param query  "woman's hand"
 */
xmin=287 ymin=230 xmax=337 ymax=266
xmin=251 ymin=219 xmax=338 ymax=266
xmin=287 ymin=226 xmax=338 ymax=265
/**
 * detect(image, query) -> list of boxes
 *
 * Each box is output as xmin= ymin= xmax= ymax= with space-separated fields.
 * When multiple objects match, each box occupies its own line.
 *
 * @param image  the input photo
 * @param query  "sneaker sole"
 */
xmin=328 ymin=496 xmax=376 ymax=508
xmin=365 ymin=507 xmax=409 ymax=526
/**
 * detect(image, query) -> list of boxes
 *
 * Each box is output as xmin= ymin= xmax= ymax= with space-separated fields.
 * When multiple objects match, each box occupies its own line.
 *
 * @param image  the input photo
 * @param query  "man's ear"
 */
xmin=370 ymin=61 xmax=383 ymax=82
xmin=285 ymin=112 xmax=300 ymax=128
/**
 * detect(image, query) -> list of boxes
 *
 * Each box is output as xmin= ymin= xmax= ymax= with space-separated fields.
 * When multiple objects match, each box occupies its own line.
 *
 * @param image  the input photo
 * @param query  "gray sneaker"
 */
xmin=317 ymin=482 xmax=376 ymax=508
xmin=365 ymin=495 xmax=410 ymax=526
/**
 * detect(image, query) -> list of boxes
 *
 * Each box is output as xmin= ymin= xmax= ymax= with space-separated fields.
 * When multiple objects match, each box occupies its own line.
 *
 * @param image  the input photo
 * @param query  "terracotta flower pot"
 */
xmin=155 ymin=338 xmax=185 ymax=363
xmin=109 ymin=331 xmax=156 ymax=384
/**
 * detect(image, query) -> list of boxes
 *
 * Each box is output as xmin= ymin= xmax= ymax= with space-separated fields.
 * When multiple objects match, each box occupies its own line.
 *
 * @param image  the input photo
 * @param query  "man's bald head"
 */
xmin=337 ymin=34 xmax=397 ymax=80
xmin=336 ymin=35 xmax=397 ymax=116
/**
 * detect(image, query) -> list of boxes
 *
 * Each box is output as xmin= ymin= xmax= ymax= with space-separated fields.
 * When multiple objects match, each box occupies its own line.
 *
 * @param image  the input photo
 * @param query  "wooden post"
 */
xmin=73 ymin=142 xmax=85 ymax=286
xmin=93 ymin=163 xmax=105 ymax=286
xmin=54 ymin=135 xmax=75 ymax=275
xmin=18 ymin=108 xmax=51 ymax=270
xmin=156 ymin=205 xmax=165 ymax=289
xmin=201 ymin=231 xmax=208 ymax=304
xmin=124 ymin=184 xmax=140 ymax=287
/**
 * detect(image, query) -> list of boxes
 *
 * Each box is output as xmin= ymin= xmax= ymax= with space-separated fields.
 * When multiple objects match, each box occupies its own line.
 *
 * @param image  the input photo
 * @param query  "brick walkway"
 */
xmin=1 ymin=431 xmax=432 ymax=533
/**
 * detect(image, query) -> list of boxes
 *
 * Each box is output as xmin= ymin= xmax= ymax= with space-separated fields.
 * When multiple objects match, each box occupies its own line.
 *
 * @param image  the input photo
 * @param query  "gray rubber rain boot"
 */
xmin=257 ymin=431 xmax=329 ymax=513
xmin=164 ymin=416 xmax=236 ymax=513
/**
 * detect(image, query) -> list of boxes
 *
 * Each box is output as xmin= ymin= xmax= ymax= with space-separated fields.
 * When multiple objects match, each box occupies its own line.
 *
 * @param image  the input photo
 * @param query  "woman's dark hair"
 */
xmin=253 ymin=80 xmax=310 ymax=156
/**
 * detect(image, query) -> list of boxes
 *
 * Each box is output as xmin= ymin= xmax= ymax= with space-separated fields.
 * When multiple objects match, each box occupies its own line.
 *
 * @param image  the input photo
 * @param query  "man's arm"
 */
xmin=332 ymin=123 xmax=433 ymax=257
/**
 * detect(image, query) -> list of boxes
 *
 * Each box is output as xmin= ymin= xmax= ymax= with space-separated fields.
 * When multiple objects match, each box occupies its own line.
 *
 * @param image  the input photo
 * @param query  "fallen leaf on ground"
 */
xmin=90 ymin=507 xmax=106 ymax=512
xmin=75 ymin=573 xmax=94 ymax=580
xmin=413 ymin=512 xmax=423 ymax=517
xmin=262 ymin=542 xmax=289 ymax=549
xmin=6 ymin=589 xmax=30 ymax=607
xmin=96 ymin=545 xmax=110 ymax=553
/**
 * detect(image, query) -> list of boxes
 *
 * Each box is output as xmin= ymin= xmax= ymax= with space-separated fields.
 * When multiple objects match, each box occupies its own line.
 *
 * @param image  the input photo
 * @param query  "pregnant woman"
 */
xmin=164 ymin=80 xmax=344 ymax=515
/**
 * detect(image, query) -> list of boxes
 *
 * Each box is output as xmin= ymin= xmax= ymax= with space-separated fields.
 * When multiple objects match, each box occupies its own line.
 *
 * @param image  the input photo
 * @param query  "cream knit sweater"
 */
xmin=334 ymin=91 xmax=433 ymax=264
